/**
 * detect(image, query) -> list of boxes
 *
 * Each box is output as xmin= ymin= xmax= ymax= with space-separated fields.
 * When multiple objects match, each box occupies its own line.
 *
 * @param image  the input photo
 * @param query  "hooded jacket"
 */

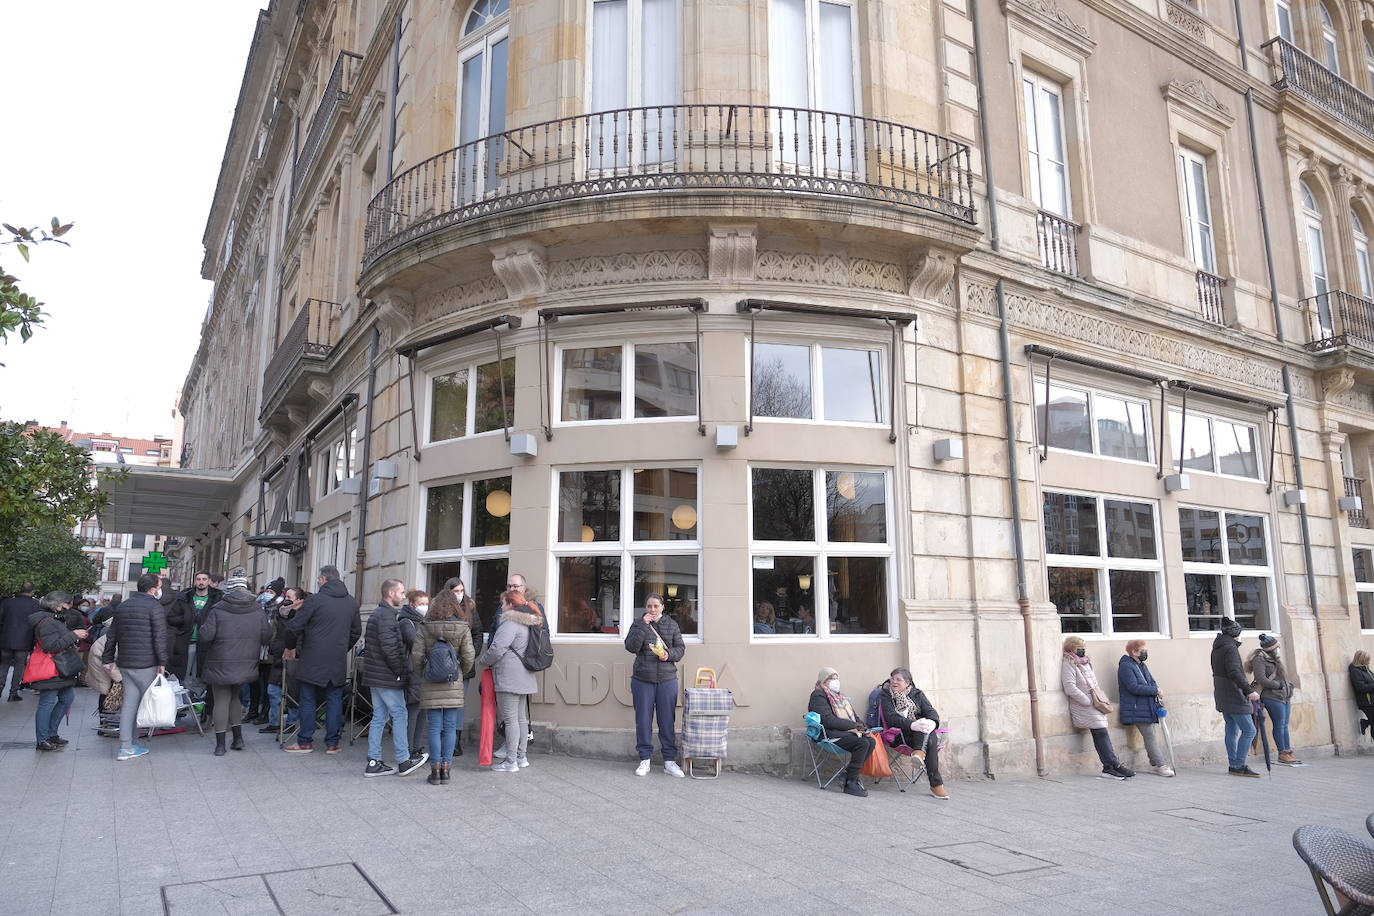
xmin=362 ymin=602 xmax=409 ymax=690
xmin=100 ymin=591 xmax=168 ymax=671
xmin=623 ymin=612 xmax=685 ymax=684
xmin=0 ymin=593 xmax=40 ymax=651
xmin=198 ymin=588 xmax=272 ymax=686
xmin=26 ymin=610 xmax=79 ymax=690
xmin=478 ymin=608 xmax=540 ymax=694
xmin=1117 ymin=654 xmax=1162 ymax=725
xmin=284 ymin=579 xmax=362 ymax=687
xmin=1211 ymin=632 xmax=1252 ymax=715
xmin=397 ymin=603 xmax=425 ymax=704
xmin=166 ymin=586 xmax=223 ymax=676
xmin=1247 ymin=647 xmax=1294 ymax=703
xmin=411 ymin=617 xmax=477 ymax=709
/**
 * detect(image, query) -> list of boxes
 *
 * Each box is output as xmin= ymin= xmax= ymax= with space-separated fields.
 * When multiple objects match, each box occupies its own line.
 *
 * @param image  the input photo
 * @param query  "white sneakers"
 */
xmin=664 ymin=761 xmax=686 ymax=778
xmin=493 ymin=745 xmax=507 ymax=760
xmin=635 ymin=759 xmax=651 ymax=776
xmin=516 ymin=756 xmax=530 ymax=769
xmin=492 ymin=759 xmax=519 ymax=773
xmin=1155 ymin=765 xmax=1176 ymax=778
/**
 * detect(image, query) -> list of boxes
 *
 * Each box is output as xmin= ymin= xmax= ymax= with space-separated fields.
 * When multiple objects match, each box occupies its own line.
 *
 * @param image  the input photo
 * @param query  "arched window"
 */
xmin=1354 ymin=209 xmax=1373 ymax=298
xmin=1321 ymin=3 xmax=1341 ymax=72
xmin=1302 ymin=180 xmax=1333 ymax=333
xmin=457 ymin=0 xmax=510 ymax=195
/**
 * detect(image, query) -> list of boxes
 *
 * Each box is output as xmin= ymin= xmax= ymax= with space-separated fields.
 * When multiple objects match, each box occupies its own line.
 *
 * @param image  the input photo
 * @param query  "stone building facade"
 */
xmin=125 ymin=0 xmax=1374 ymax=775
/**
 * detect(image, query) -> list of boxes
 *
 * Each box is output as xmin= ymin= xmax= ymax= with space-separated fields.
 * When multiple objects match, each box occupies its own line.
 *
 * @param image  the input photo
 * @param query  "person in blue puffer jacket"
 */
xmin=1117 ymin=639 xmax=1174 ymax=777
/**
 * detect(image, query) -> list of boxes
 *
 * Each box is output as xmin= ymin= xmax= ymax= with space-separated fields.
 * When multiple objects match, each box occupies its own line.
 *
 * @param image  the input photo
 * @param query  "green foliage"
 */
xmin=0 ymin=421 xmax=122 ymax=540
xmin=0 ymin=218 xmax=73 ymax=358
xmin=0 ymin=523 xmax=100 ymax=598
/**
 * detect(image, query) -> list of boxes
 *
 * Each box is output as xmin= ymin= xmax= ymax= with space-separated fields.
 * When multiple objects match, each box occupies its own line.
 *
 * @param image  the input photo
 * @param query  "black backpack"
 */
xmin=519 ymin=622 xmax=554 ymax=672
xmin=423 ymin=636 xmax=460 ymax=683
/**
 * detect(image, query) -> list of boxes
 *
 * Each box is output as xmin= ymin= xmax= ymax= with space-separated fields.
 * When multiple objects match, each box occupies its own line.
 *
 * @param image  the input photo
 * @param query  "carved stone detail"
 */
xmin=1322 ymin=367 xmax=1358 ymax=396
xmin=307 ymin=378 xmax=333 ymax=402
xmin=414 ymin=275 xmax=507 ymax=325
xmin=755 ymin=250 xmax=907 ymax=293
xmin=1160 ymin=78 xmax=1232 ymax=127
xmin=373 ymin=290 xmax=415 ymax=341
xmin=545 ymin=249 xmax=708 ymax=291
xmin=1328 ymin=382 xmax=1373 ymax=412
xmin=1165 ymin=0 xmax=1208 ymax=43
xmin=1000 ymin=0 xmax=1095 ymax=53
xmin=490 ymin=241 xmax=548 ymax=300
xmin=708 ymin=223 xmax=758 ymax=281
xmin=908 ymin=248 xmax=958 ymax=303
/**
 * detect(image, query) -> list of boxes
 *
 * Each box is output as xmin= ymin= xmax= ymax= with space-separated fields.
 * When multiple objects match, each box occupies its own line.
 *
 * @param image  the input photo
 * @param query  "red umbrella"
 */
xmin=478 ymin=668 xmax=497 ymax=767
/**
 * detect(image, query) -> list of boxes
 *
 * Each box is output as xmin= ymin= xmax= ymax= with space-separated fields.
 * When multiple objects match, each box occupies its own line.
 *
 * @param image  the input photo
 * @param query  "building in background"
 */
xmin=99 ymin=0 xmax=1374 ymax=776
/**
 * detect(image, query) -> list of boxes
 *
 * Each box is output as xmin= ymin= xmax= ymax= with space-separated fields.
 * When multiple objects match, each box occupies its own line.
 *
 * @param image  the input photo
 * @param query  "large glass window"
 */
xmin=1353 ymin=210 xmax=1372 ymax=298
xmin=769 ymin=0 xmax=858 ymax=171
xmin=1355 ymin=548 xmax=1374 ymax=629
xmin=590 ymin=0 xmax=682 ymax=168
xmin=552 ymin=465 xmax=700 ymax=637
xmin=1302 ymin=180 xmax=1333 ymax=336
xmin=1022 ymin=69 xmax=1071 ymax=217
xmin=750 ymin=466 xmax=893 ymax=637
xmin=458 ymin=0 xmax=509 ymax=197
xmin=1180 ymin=147 xmax=1217 ymax=274
xmin=1043 ymin=491 xmax=1164 ymax=634
xmin=1179 ymin=506 xmax=1274 ymax=631
xmin=1034 ymin=378 xmax=1151 ymax=463
xmin=1169 ymin=409 xmax=1261 ymax=480
xmin=1276 ymin=0 xmax=1292 ymax=41
xmin=751 ymin=341 xmax=887 ymax=424
xmin=429 ymin=356 xmax=514 ymax=443
xmin=1320 ymin=2 xmax=1341 ymax=72
xmin=420 ymin=475 xmax=512 ymax=613
xmin=560 ymin=342 xmax=697 ymax=423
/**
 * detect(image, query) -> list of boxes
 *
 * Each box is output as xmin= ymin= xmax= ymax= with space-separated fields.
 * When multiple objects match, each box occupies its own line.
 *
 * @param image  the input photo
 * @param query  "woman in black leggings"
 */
xmin=198 ymin=573 xmax=270 ymax=756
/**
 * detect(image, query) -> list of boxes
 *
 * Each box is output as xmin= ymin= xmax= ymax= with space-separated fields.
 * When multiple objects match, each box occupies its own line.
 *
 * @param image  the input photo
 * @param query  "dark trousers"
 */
xmin=247 ymin=663 xmax=269 ymax=716
xmin=1359 ymin=705 xmax=1374 ymax=732
xmin=1089 ymin=727 xmax=1120 ymax=768
xmin=297 ymin=681 xmax=344 ymax=747
xmin=0 ymin=649 xmax=29 ymax=696
xmin=898 ymin=726 xmax=943 ymax=787
xmin=211 ymin=684 xmax=244 ymax=733
xmin=631 ymin=677 xmax=679 ymax=763
xmin=407 ymin=701 xmax=423 ymax=754
xmin=830 ymin=731 xmax=873 ymax=780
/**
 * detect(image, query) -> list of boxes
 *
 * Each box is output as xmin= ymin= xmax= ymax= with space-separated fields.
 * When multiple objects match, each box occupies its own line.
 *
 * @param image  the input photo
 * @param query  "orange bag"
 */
xmin=860 ymin=733 xmax=892 ymax=779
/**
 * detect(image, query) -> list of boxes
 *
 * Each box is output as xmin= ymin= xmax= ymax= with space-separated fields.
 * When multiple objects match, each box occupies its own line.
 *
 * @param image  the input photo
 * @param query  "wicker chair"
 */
xmin=1367 ymin=813 xmax=1373 ymax=842
xmin=1291 ymin=825 xmax=1374 ymax=915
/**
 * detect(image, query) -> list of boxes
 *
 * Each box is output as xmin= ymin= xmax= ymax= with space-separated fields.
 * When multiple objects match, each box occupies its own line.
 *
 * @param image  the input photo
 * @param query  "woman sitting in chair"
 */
xmin=807 ymin=666 xmax=872 ymax=797
xmin=880 ymin=667 xmax=949 ymax=799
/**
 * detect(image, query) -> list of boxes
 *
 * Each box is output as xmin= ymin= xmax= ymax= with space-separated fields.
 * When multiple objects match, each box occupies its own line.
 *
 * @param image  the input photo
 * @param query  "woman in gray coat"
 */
xmin=199 ymin=575 xmax=271 ymax=756
xmin=1247 ymin=633 xmax=1302 ymax=766
xmin=478 ymin=589 xmax=540 ymax=773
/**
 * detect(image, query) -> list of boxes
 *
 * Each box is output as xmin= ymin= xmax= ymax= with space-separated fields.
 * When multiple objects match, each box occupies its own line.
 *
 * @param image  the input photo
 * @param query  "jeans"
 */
xmin=427 ymin=707 xmax=463 ymax=764
xmin=1224 ymin=711 xmax=1258 ymax=768
xmin=119 ymin=667 xmax=158 ymax=751
xmin=35 ymin=686 xmax=74 ymax=743
xmin=368 ymin=687 xmax=408 ymax=763
xmin=0 ymin=649 xmax=28 ymax=695
xmin=212 ymin=684 xmax=244 ymax=733
xmin=1089 ymin=727 xmax=1120 ymax=768
xmin=631 ymin=677 xmax=679 ymax=763
xmin=266 ymin=682 xmax=297 ymax=727
xmin=297 ymin=681 xmax=344 ymax=747
xmin=1262 ymin=698 xmax=1292 ymax=752
xmin=1130 ymin=723 xmax=1168 ymax=767
xmin=496 ymin=691 xmax=530 ymax=761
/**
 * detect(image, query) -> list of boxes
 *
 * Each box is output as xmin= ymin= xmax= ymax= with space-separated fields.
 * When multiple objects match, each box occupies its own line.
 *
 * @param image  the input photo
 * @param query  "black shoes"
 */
xmin=364 ymin=759 xmax=394 ymax=778
xmin=397 ymin=753 xmax=430 ymax=777
xmin=213 ymin=733 xmax=227 ymax=756
xmin=35 ymin=738 xmax=62 ymax=751
xmin=259 ymin=724 xmax=278 ymax=734
xmin=843 ymin=778 xmax=868 ymax=798
xmin=1228 ymin=766 xmax=1262 ymax=778
xmin=230 ymin=726 xmax=244 ymax=750
xmin=1361 ymin=718 xmax=1370 ymax=736
xmin=440 ymin=763 xmax=451 ymax=784
xmin=7 ymin=693 xmax=21 ymax=702
xmin=48 ymin=735 xmax=69 ymax=747
xmin=427 ymin=765 xmax=441 ymax=785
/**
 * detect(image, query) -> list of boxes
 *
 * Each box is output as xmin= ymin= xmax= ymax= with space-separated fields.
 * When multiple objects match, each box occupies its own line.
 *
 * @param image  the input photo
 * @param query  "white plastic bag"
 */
xmin=136 ymin=674 xmax=178 ymax=729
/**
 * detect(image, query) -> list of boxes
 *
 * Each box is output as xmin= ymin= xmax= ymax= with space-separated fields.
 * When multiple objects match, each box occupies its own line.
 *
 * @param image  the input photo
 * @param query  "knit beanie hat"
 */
xmin=1221 ymin=618 xmax=1242 ymax=637
xmin=1259 ymin=633 xmax=1279 ymax=650
xmin=223 ymin=568 xmax=250 ymax=591
xmin=816 ymin=666 xmax=839 ymax=688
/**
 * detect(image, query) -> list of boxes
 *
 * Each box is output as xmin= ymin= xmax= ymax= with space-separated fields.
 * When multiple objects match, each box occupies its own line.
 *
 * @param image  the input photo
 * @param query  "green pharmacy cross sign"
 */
xmin=142 ymin=551 xmax=169 ymax=574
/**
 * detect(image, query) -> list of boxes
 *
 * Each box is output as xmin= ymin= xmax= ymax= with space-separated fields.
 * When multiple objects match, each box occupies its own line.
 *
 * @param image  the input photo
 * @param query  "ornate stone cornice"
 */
xmin=708 ymin=224 xmax=758 ymax=282
xmin=490 ymin=241 xmax=548 ymax=300
xmin=1001 ymin=0 xmax=1096 ymax=55
xmin=1161 ymin=78 xmax=1234 ymax=128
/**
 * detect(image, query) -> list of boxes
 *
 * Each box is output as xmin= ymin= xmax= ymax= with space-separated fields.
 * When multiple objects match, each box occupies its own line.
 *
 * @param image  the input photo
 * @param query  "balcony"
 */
xmin=293 ymin=51 xmax=362 ymax=194
xmin=1345 ymin=476 xmax=1370 ymax=528
xmin=363 ymin=104 xmax=977 ymax=270
xmin=1036 ymin=210 xmax=1080 ymax=277
xmin=1264 ymin=37 xmax=1374 ymax=141
xmin=260 ymin=299 xmax=342 ymax=425
xmin=1196 ymin=269 xmax=1227 ymax=325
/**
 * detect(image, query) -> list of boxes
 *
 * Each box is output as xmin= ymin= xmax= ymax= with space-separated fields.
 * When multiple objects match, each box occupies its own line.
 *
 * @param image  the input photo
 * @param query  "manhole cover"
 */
xmin=1156 ymin=807 xmax=1264 ymax=827
xmin=918 ymin=842 xmax=1057 ymax=876
xmin=162 ymin=863 xmax=396 ymax=916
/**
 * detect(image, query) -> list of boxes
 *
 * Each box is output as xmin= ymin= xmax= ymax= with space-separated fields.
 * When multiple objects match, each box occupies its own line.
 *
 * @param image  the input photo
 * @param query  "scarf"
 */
xmin=824 ymin=686 xmax=858 ymax=723
xmin=891 ymin=685 xmax=918 ymax=721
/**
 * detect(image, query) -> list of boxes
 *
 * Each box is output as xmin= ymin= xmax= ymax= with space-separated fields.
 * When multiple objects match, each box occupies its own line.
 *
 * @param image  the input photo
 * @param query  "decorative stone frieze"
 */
xmin=1160 ymin=78 xmax=1233 ymax=128
xmin=1164 ymin=0 xmax=1208 ymax=45
xmin=1000 ymin=0 xmax=1096 ymax=54
xmin=414 ymin=275 xmax=507 ymax=325
xmin=755 ymin=250 xmax=907 ymax=293
xmin=707 ymin=224 xmax=758 ymax=282
xmin=545 ymin=249 xmax=708 ymax=291
xmin=490 ymin=241 xmax=549 ymax=300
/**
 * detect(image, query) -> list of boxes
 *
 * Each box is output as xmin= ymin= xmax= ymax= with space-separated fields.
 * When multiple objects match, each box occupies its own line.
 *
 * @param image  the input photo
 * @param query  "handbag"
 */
xmin=1090 ymin=686 xmax=1113 ymax=715
xmin=103 ymin=680 xmax=125 ymax=712
xmin=136 ymin=674 xmax=178 ymax=729
xmin=860 ymin=733 xmax=893 ymax=779
xmin=22 ymin=645 xmax=58 ymax=684
xmin=54 ymin=647 xmax=83 ymax=678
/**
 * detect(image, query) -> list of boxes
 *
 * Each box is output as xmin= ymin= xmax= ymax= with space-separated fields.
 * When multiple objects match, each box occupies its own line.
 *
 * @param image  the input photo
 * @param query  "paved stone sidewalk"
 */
xmin=1 ymin=687 xmax=1371 ymax=915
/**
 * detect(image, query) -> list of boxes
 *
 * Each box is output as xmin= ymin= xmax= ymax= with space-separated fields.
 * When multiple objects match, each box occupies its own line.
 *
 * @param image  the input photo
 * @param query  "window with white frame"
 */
xmin=1033 ymin=378 xmax=1152 ymax=462
xmin=419 ymin=475 xmax=512 ymax=624
xmin=1354 ymin=210 xmax=1373 ymax=298
xmin=749 ymin=466 xmax=892 ymax=638
xmin=1354 ymin=548 xmax=1374 ymax=629
xmin=1179 ymin=146 xmax=1218 ymax=274
xmin=1022 ymin=69 xmax=1071 ymax=218
xmin=1179 ymin=506 xmax=1274 ymax=631
xmin=1303 ymin=179 xmax=1334 ymax=335
xmin=458 ymin=0 xmax=510 ymax=198
xmin=769 ymin=0 xmax=858 ymax=171
xmin=1366 ymin=39 xmax=1374 ymax=89
xmin=589 ymin=0 xmax=681 ymax=167
xmin=1320 ymin=2 xmax=1341 ymax=72
xmin=558 ymin=342 xmax=697 ymax=422
xmin=1276 ymin=0 xmax=1293 ymax=41
xmin=313 ymin=517 xmax=353 ymax=579
xmin=316 ymin=424 xmax=359 ymax=498
xmin=750 ymin=340 xmax=887 ymax=424
xmin=1043 ymin=491 xmax=1165 ymax=635
xmin=1169 ymin=408 xmax=1262 ymax=479
xmin=551 ymin=466 xmax=700 ymax=637
xmin=429 ymin=356 xmax=515 ymax=443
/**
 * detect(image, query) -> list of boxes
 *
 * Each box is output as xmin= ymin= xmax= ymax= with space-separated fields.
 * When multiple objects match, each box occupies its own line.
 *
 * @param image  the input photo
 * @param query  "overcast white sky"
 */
xmin=1 ymin=2 xmax=267 ymax=440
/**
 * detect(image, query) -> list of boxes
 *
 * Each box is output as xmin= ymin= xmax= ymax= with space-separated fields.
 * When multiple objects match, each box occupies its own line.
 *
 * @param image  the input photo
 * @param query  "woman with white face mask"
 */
xmin=807 ymin=666 xmax=873 ymax=797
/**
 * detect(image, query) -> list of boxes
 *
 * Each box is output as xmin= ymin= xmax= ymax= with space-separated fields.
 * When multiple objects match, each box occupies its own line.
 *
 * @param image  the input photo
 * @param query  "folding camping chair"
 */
xmin=803 ymin=712 xmax=851 ymax=790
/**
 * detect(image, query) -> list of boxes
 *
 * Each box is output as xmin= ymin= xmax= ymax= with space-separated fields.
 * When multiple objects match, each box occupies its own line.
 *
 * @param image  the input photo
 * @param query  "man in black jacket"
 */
xmin=1211 ymin=618 xmax=1261 ymax=777
xmin=0 ymin=583 xmax=41 ymax=700
xmin=281 ymin=565 xmax=361 ymax=754
xmin=101 ymin=574 xmax=168 ymax=761
xmin=361 ymin=579 xmax=427 ymax=777
xmin=166 ymin=572 xmax=223 ymax=680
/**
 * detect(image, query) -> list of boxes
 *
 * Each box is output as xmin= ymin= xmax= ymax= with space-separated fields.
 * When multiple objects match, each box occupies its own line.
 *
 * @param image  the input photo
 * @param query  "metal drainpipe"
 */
xmin=353 ymin=325 xmax=381 ymax=602
xmin=970 ymin=0 xmax=1047 ymax=777
xmin=1233 ymin=3 xmax=1341 ymax=753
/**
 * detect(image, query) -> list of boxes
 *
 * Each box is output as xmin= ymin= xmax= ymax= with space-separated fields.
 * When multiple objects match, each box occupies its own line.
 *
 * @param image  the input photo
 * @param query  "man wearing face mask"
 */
xmin=102 ymin=574 xmax=168 ymax=761
xmin=807 ymin=667 xmax=873 ymax=797
xmin=1117 ymin=640 xmax=1173 ymax=777
xmin=1211 ymin=618 xmax=1261 ymax=777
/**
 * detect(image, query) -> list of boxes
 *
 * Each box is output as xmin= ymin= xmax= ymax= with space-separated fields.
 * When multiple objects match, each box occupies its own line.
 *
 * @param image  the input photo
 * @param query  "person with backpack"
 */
xmin=1246 ymin=633 xmax=1302 ymax=766
xmin=479 ymin=588 xmax=545 ymax=772
xmin=878 ymin=667 xmax=948 ymax=798
xmin=491 ymin=573 xmax=549 ymax=763
xmin=362 ymin=579 xmax=428 ymax=778
xmin=624 ymin=593 xmax=686 ymax=777
xmin=411 ymin=591 xmax=476 ymax=785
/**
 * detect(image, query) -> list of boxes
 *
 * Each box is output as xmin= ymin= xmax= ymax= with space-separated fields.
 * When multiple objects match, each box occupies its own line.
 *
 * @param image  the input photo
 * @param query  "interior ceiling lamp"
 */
xmin=580 ymin=525 xmax=595 ymax=542
xmin=485 ymin=489 xmax=512 ymax=518
xmin=666 ymin=584 xmax=679 ymax=598
xmin=836 ymin=472 xmax=857 ymax=500
xmin=671 ymin=504 xmax=697 ymax=531
xmin=798 ymin=574 xmax=812 ymax=590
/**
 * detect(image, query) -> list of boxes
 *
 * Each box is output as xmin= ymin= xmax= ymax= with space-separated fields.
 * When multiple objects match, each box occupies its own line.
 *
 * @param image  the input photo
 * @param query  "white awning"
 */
xmin=98 ymin=465 xmax=241 ymax=536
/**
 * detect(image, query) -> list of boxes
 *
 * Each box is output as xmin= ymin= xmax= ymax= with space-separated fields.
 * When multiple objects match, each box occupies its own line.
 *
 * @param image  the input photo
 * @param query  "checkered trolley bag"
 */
xmin=682 ymin=667 xmax=734 ymax=779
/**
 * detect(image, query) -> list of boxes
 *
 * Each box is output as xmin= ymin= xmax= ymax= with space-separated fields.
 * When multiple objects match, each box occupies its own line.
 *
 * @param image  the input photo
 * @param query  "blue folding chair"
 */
xmin=803 ymin=712 xmax=850 ymax=790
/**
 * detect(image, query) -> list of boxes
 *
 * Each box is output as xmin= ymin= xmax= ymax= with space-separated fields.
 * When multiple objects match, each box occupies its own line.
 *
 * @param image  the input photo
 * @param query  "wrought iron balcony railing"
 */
xmin=1345 ymin=476 xmax=1370 ymax=528
xmin=262 ymin=299 xmax=342 ymax=406
xmin=1036 ymin=210 xmax=1080 ymax=277
xmin=1305 ymin=289 xmax=1374 ymax=350
xmin=1196 ymin=269 xmax=1227 ymax=325
xmin=293 ymin=51 xmax=363 ymax=193
xmin=363 ymin=104 xmax=977 ymax=267
xmin=1264 ymin=37 xmax=1374 ymax=140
